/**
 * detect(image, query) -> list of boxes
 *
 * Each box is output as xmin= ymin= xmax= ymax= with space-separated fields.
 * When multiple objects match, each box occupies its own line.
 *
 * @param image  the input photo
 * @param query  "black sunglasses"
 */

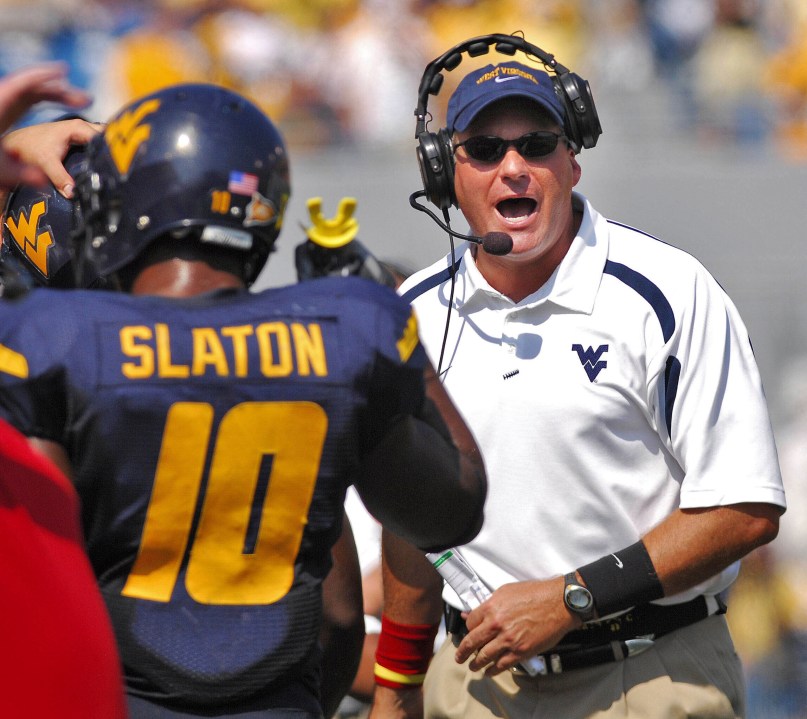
xmin=453 ymin=131 xmax=566 ymax=163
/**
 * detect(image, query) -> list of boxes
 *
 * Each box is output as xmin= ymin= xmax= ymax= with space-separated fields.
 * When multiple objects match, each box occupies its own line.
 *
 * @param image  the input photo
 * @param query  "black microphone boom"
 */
xmin=409 ymin=191 xmax=513 ymax=256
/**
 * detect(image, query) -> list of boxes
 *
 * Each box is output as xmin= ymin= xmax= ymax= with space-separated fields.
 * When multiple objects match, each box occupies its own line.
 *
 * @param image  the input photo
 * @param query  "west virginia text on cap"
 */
xmin=446 ymin=61 xmax=565 ymax=133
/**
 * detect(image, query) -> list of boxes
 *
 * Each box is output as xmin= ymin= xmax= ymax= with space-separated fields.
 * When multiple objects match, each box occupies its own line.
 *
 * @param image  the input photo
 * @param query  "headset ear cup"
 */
xmin=416 ymin=129 xmax=456 ymax=210
xmin=553 ymin=72 xmax=602 ymax=151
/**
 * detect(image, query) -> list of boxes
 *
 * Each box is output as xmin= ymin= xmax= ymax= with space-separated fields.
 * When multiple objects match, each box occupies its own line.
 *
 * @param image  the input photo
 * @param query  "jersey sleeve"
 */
xmin=348 ymin=283 xmax=430 ymax=454
xmin=0 ymin=292 xmax=72 ymax=441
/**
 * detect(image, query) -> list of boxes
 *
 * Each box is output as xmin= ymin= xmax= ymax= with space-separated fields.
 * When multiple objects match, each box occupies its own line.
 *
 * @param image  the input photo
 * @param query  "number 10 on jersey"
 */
xmin=122 ymin=400 xmax=327 ymax=605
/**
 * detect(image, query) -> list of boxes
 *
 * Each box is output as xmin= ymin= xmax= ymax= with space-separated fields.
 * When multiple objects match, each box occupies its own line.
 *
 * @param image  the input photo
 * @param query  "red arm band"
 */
xmin=374 ymin=614 xmax=439 ymax=689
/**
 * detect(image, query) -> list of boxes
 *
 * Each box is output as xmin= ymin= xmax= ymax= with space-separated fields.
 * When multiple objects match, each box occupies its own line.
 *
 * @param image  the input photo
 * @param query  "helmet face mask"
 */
xmin=72 ymin=83 xmax=291 ymax=287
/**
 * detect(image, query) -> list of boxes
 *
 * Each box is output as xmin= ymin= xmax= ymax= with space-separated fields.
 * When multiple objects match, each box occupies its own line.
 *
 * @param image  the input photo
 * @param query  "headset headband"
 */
xmin=415 ymin=34 xmax=572 ymax=137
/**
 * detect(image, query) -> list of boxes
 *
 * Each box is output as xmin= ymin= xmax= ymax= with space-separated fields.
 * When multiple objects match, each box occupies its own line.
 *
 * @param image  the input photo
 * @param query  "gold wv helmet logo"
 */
xmin=105 ymin=98 xmax=161 ymax=177
xmin=5 ymin=199 xmax=54 ymax=278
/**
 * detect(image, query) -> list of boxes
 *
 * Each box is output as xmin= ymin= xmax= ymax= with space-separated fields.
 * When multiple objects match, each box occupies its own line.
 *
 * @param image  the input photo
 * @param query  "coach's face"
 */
xmin=453 ymin=97 xmax=581 ymax=281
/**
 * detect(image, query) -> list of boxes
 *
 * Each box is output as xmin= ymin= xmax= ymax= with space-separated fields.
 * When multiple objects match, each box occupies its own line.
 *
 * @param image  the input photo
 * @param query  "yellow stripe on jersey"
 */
xmin=396 ymin=310 xmax=420 ymax=364
xmin=0 ymin=343 xmax=29 ymax=378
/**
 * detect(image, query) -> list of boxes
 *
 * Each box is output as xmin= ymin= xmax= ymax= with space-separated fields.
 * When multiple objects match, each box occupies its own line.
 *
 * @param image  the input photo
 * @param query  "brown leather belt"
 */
xmin=444 ymin=594 xmax=726 ymax=675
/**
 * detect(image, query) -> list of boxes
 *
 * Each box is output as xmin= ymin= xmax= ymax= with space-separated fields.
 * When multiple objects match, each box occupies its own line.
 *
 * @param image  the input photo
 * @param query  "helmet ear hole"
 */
xmin=105 ymin=198 xmax=122 ymax=237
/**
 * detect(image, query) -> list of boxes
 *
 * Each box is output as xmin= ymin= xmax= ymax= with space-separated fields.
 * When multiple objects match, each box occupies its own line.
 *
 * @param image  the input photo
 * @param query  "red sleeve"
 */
xmin=0 ymin=420 xmax=127 ymax=718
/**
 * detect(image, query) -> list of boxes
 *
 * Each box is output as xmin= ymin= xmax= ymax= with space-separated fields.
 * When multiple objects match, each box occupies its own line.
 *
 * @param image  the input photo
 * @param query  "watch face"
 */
xmin=568 ymin=588 xmax=592 ymax=610
xmin=563 ymin=573 xmax=594 ymax=619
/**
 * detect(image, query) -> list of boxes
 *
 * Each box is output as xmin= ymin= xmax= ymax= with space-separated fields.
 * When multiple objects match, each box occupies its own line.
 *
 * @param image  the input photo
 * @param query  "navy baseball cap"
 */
xmin=446 ymin=61 xmax=565 ymax=133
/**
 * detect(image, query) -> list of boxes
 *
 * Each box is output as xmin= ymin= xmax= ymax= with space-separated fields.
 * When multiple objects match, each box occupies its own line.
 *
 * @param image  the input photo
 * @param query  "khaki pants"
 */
xmin=424 ymin=614 xmax=745 ymax=719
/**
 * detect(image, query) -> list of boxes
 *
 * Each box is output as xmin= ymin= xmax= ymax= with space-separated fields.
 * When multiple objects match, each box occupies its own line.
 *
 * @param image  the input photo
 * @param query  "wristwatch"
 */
xmin=563 ymin=572 xmax=596 ymax=622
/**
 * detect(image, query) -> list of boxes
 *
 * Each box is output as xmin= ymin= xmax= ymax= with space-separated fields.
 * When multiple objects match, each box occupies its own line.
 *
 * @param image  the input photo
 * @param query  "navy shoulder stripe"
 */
xmin=664 ymin=356 xmax=681 ymax=440
xmin=604 ymin=259 xmax=679 ymax=438
xmin=603 ymin=260 xmax=675 ymax=342
xmin=400 ymin=257 xmax=462 ymax=305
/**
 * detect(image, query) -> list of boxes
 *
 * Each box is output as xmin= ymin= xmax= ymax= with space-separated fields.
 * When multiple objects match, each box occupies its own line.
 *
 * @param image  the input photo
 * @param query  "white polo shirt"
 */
xmin=400 ymin=192 xmax=786 ymax=606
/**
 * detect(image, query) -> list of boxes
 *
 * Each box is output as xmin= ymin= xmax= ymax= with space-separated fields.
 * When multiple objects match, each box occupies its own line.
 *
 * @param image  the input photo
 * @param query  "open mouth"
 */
xmin=496 ymin=198 xmax=537 ymax=220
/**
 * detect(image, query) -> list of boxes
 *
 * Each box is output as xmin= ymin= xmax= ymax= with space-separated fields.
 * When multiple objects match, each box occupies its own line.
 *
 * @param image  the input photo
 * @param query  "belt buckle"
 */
xmin=508 ymin=653 xmax=562 ymax=677
xmin=510 ymin=652 xmax=563 ymax=679
xmin=509 ymin=655 xmax=550 ymax=677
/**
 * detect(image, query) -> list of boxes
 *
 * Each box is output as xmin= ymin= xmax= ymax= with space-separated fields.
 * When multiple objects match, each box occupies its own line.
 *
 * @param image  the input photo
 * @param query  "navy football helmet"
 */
xmin=2 ymin=145 xmax=100 ymax=290
xmin=72 ymin=83 xmax=290 ymax=286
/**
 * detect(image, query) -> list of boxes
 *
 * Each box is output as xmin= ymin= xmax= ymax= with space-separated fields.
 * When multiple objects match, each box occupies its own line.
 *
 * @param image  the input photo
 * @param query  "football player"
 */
xmin=0 ymin=83 xmax=486 ymax=718
xmin=0 ymin=132 xmax=368 ymax=718
xmin=0 ymin=62 xmax=127 ymax=719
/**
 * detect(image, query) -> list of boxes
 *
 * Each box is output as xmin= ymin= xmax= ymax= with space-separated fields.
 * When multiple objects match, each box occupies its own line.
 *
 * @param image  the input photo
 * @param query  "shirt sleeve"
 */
xmin=655 ymin=266 xmax=786 ymax=510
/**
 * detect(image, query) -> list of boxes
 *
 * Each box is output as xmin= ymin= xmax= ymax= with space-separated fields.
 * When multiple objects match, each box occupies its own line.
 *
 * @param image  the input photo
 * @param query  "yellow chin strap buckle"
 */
xmin=305 ymin=197 xmax=359 ymax=249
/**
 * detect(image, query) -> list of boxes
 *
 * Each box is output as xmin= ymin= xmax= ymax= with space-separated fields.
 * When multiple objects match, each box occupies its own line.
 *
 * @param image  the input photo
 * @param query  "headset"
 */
xmin=415 ymin=33 xmax=602 ymax=210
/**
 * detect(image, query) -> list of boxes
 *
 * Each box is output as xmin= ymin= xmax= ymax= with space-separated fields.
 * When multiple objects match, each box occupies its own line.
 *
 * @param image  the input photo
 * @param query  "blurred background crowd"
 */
xmin=2 ymin=1 xmax=807 ymax=717
xmin=3 ymin=0 xmax=807 ymax=156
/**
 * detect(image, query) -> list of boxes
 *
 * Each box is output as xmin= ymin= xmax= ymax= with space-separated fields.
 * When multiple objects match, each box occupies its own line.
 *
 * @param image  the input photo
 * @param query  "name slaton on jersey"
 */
xmin=117 ymin=321 xmax=328 ymax=380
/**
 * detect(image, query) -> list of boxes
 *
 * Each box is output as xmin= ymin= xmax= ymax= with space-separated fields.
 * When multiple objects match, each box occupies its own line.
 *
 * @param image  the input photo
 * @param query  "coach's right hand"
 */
xmin=456 ymin=577 xmax=580 ymax=676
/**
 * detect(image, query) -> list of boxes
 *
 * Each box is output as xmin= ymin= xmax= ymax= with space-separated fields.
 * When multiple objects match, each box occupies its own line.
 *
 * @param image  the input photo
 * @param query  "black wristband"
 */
xmin=577 ymin=540 xmax=664 ymax=617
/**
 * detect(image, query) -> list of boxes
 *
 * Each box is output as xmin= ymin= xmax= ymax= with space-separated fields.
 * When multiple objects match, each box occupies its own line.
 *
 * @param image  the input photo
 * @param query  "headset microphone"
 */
xmin=409 ymin=191 xmax=513 ymax=256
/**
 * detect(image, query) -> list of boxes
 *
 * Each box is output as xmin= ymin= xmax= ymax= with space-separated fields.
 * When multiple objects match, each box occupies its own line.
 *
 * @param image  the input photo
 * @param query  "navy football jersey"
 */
xmin=0 ymin=276 xmax=427 ymax=711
